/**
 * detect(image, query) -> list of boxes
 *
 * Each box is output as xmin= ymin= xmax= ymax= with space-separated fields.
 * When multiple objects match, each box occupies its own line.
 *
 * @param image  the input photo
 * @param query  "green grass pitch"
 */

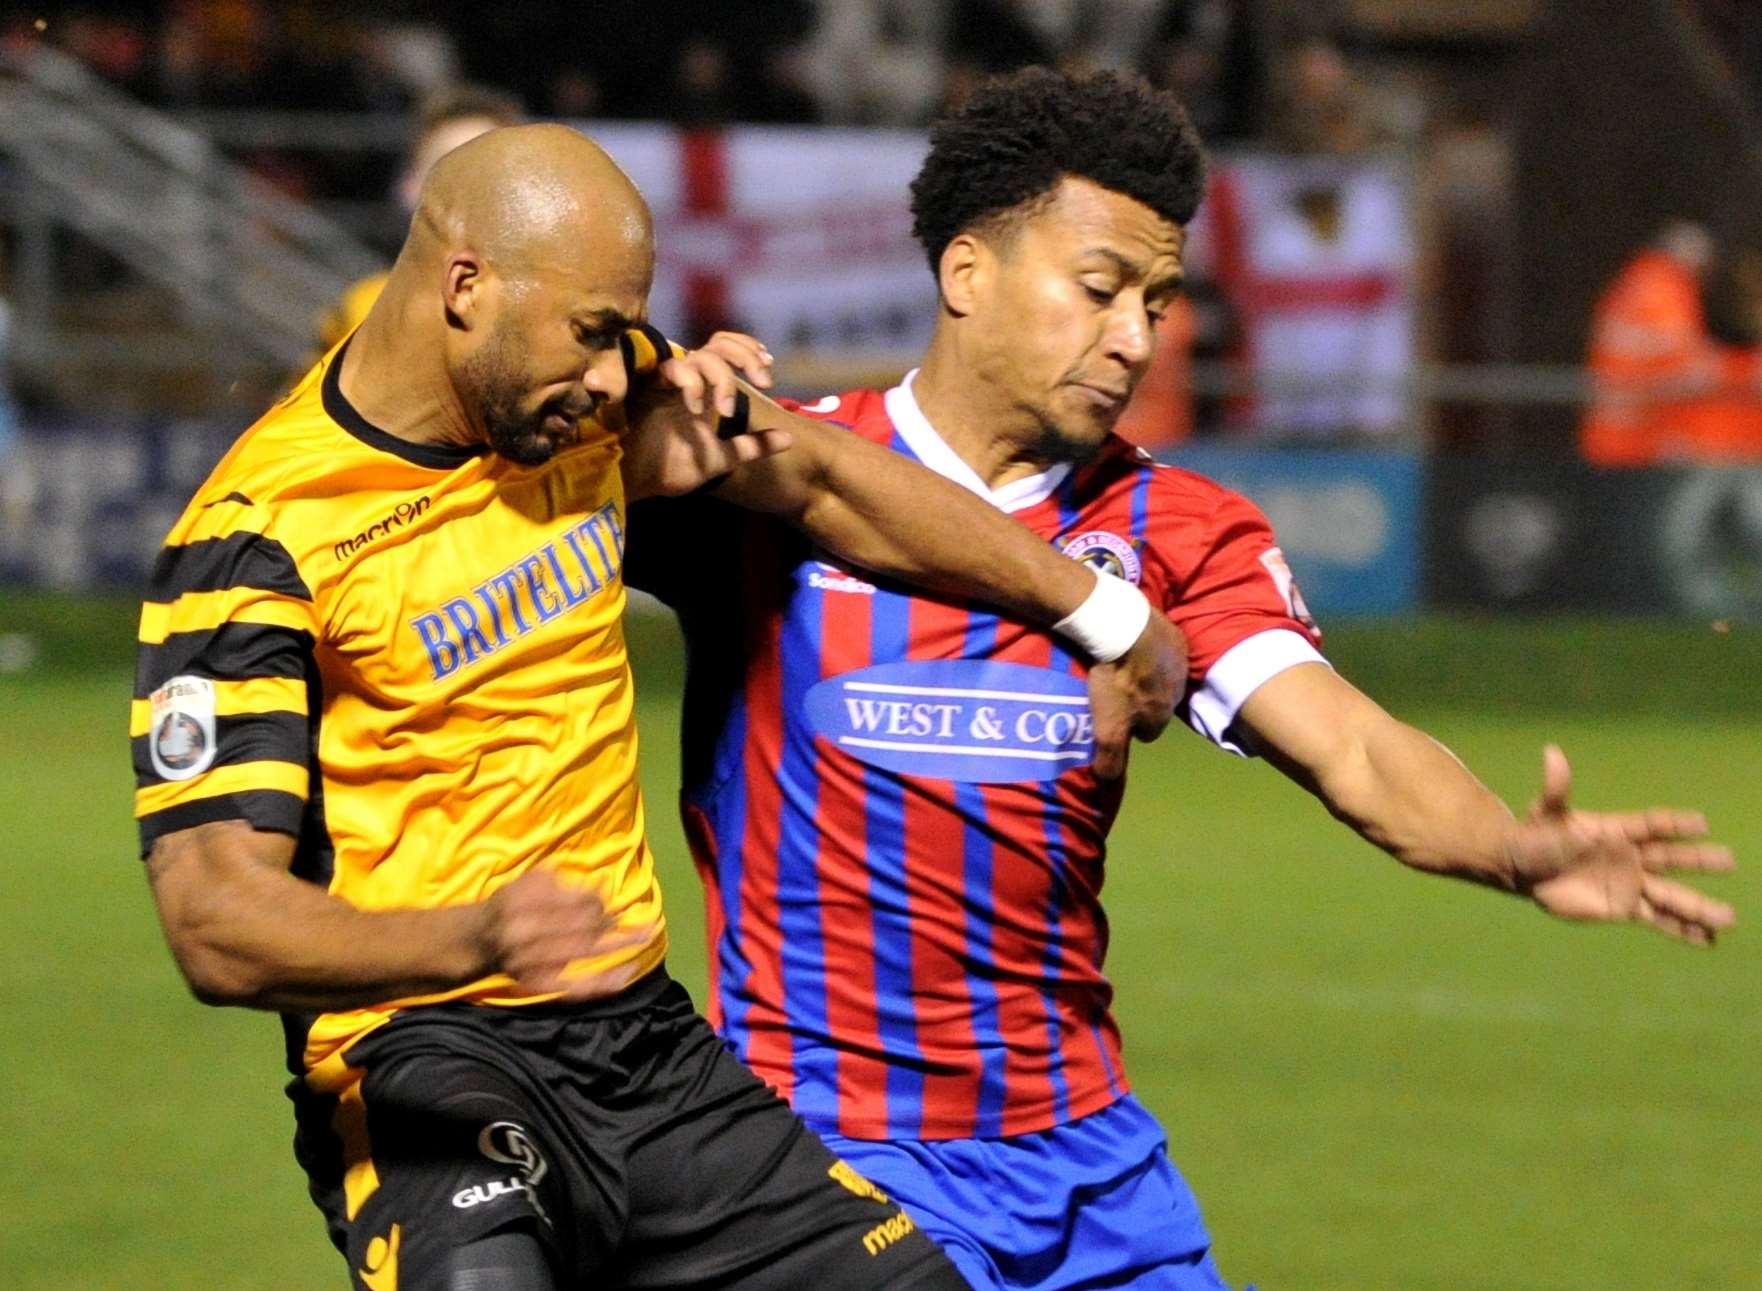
xmin=1 ymin=597 xmax=1755 ymax=1290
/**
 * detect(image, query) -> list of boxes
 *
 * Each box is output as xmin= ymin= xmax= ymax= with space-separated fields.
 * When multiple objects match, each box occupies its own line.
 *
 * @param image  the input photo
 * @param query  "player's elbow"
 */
xmin=178 ymin=951 xmax=260 ymax=1000
xmin=161 ymin=919 xmax=269 ymax=1007
xmin=147 ymin=838 xmax=273 ymax=1007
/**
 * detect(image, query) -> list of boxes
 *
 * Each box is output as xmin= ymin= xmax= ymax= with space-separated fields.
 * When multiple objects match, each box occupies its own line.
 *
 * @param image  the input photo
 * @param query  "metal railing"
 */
xmin=0 ymin=67 xmax=1604 ymax=434
xmin=0 ymin=44 xmax=382 ymax=375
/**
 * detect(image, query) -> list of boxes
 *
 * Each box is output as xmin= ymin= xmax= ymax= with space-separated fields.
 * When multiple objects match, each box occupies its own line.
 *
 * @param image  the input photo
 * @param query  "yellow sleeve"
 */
xmin=132 ymin=513 xmax=321 ymax=854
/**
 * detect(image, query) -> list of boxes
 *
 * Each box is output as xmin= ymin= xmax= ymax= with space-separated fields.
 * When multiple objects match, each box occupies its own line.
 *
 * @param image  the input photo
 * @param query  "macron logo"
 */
xmin=334 ymin=496 xmax=431 ymax=561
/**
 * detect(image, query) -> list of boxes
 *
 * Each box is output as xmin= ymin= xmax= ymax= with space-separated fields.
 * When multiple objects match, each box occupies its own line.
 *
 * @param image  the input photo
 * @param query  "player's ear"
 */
xmin=443 ymin=252 xmax=486 ymax=330
xmin=938 ymin=233 xmax=986 ymax=318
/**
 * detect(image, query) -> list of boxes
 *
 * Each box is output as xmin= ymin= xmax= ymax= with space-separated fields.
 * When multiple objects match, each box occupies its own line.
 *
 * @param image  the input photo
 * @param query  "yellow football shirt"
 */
xmin=132 ymin=339 xmax=666 ymax=1087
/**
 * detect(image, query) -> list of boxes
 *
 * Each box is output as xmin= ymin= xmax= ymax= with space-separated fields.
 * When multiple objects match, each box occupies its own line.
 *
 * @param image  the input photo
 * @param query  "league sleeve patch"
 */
xmin=148 ymin=675 xmax=218 ymax=781
xmin=1259 ymin=547 xmax=1318 ymax=633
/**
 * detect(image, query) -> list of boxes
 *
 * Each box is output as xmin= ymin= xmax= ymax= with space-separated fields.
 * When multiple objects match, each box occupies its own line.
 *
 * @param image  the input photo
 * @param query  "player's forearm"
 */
xmin=1311 ymin=717 xmax=1520 ymax=890
xmin=732 ymin=399 xmax=1097 ymax=625
xmin=1243 ymin=668 xmax=1521 ymax=891
xmin=149 ymin=824 xmax=495 ymax=1012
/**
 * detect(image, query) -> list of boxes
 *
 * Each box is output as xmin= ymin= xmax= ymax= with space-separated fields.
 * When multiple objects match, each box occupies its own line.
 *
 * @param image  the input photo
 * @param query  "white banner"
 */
xmin=1182 ymin=152 xmax=1415 ymax=436
xmin=589 ymin=127 xmax=1415 ymax=437
xmin=0 ymin=135 xmax=1420 ymax=589
xmin=589 ymin=123 xmax=938 ymax=353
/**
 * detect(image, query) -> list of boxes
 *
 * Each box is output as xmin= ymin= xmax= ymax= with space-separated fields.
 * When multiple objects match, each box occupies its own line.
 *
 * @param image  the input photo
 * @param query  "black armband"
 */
xmin=619 ymin=323 xmax=676 ymax=383
xmin=621 ymin=324 xmax=750 ymax=438
xmin=716 ymin=389 xmax=752 ymax=439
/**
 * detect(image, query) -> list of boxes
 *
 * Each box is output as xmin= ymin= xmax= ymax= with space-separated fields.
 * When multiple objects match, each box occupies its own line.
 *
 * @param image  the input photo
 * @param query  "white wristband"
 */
xmin=1053 ymin=571 xmax=1151 ymax=664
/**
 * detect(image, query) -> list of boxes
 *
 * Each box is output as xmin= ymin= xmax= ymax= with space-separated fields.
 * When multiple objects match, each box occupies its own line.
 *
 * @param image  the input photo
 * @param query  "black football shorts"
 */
xmin=290 ymin=968 xmax=966 ymax=1289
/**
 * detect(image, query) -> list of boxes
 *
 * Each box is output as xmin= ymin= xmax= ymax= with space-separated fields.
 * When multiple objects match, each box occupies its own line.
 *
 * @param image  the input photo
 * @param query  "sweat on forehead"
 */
xmin=416 ymin=123 xmax=652 ymax=270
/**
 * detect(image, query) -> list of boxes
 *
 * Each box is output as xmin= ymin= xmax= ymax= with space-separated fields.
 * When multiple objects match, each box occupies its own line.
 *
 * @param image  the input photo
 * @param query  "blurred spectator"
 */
xmin=310 ymin=82 xmax=524 ymax=359
xmin=544 ymin=65 xmax=604 ymax=119
xmin=0 ymin=249 xmax=18 ymax=461
xmin=1581 ymin=221 xmax=1762 ymax=466
xmin=26 ymin=2 xmax=1255 ymax=132
xmin=1146 ymin=2 xmax=1258 ymax=145
xmin=1267 ymin=36 xmax=1389 ymax=157
xmin=646 ymin=35 xmax=740 ymax=125
xmin=392 ymin=82 xmax=524 ymax=211
xmin=802 ymin=1 xmax=951 ymax=124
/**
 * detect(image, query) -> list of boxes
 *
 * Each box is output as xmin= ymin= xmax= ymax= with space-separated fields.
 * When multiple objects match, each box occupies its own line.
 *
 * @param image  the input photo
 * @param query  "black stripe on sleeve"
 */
xmin=137 ymin=790 xmax=307 ymax=855
xmin=135 ymin=622 xmax=315 ymax=698
xmin=148 ymin=531 xmax=312 ymax=602
xmin=132 ymin=710 xmax=311 ymax=785
xmin=288 ymin=655 xmax=336 ymax=894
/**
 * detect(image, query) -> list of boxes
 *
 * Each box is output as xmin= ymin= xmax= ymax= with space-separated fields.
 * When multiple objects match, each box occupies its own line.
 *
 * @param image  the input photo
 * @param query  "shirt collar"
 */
xmin=882 ymin=369 xmax=1070 ymax=514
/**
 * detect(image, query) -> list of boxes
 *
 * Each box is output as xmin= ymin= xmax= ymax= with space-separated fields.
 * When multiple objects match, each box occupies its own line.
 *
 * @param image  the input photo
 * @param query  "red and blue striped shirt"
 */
xmin=626 ymin=374 xmax=1324 ymax=1140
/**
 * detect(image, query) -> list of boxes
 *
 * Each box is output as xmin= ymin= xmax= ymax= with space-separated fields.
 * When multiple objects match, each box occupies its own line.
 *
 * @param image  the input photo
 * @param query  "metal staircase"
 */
xmin=0 ymin=43 xmax=384 ymax=377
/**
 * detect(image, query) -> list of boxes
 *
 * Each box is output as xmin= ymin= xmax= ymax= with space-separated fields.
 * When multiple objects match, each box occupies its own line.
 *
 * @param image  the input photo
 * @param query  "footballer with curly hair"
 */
xmin=628 ymin=67 xmax=1733 ymax=1289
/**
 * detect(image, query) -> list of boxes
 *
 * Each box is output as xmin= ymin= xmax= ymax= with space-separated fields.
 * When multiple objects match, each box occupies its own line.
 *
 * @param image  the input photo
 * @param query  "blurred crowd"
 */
xmin=0 ymin=0 xmax=1433 ymax=435
xmin=12 ymin=0 xmax=1762 ymax=464
xmin=2 ymin=1 xmax=1412 ymax=147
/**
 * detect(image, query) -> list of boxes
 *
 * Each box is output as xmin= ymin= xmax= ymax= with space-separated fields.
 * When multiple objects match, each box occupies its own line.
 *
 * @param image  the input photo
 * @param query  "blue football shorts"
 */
xmin=819 ymin=1094 xmax=1249 ymax=1290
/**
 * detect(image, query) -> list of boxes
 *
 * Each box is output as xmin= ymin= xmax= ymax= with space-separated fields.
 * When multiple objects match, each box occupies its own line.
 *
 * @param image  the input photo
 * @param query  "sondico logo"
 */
xmin=454 ymin=1122 xmax=551 ymax=1224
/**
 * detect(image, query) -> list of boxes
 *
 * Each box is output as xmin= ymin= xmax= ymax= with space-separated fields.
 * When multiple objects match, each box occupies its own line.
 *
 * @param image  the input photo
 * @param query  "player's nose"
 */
xmin=583 ymin=348 xmax=629 ymax=407
xmin=1105 ymin=305 xmax=1154 ymax=369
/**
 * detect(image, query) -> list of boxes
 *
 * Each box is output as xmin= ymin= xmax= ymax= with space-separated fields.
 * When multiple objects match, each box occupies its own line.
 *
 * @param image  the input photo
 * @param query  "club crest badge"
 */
xmin=148 ymin=675 xmax=218 ymax=781
xmin=1059 ymin=530 xmax=1142 ymax=584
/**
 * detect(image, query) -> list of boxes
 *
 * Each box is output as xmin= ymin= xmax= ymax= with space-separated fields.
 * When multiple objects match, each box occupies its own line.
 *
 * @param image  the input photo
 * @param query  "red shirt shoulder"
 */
xmin=1127 ymin=448 xmax=1322 ymax=678
xmin=776 ymin=389 xmax=892 ymax=443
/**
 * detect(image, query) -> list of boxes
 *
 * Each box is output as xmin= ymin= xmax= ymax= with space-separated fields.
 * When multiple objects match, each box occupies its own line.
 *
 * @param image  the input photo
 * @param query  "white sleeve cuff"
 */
xmin=1186 ymin=628 xmax=1328 ymax=756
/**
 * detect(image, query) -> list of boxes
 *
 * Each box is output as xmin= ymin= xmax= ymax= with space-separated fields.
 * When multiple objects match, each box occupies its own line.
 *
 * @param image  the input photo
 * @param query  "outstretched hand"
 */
xmin=620 ymin=331 xmax=792 ymax=500
xmin=1087 ymin=613 xmax=1189 ymax=780
xmin=1510 ymin=745 xmax=1736 ymax=945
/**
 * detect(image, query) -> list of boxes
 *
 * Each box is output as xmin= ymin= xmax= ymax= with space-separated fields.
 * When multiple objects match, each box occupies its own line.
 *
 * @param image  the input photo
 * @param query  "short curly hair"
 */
xmin=909 ymin=67 xmax=1207 ymax=275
